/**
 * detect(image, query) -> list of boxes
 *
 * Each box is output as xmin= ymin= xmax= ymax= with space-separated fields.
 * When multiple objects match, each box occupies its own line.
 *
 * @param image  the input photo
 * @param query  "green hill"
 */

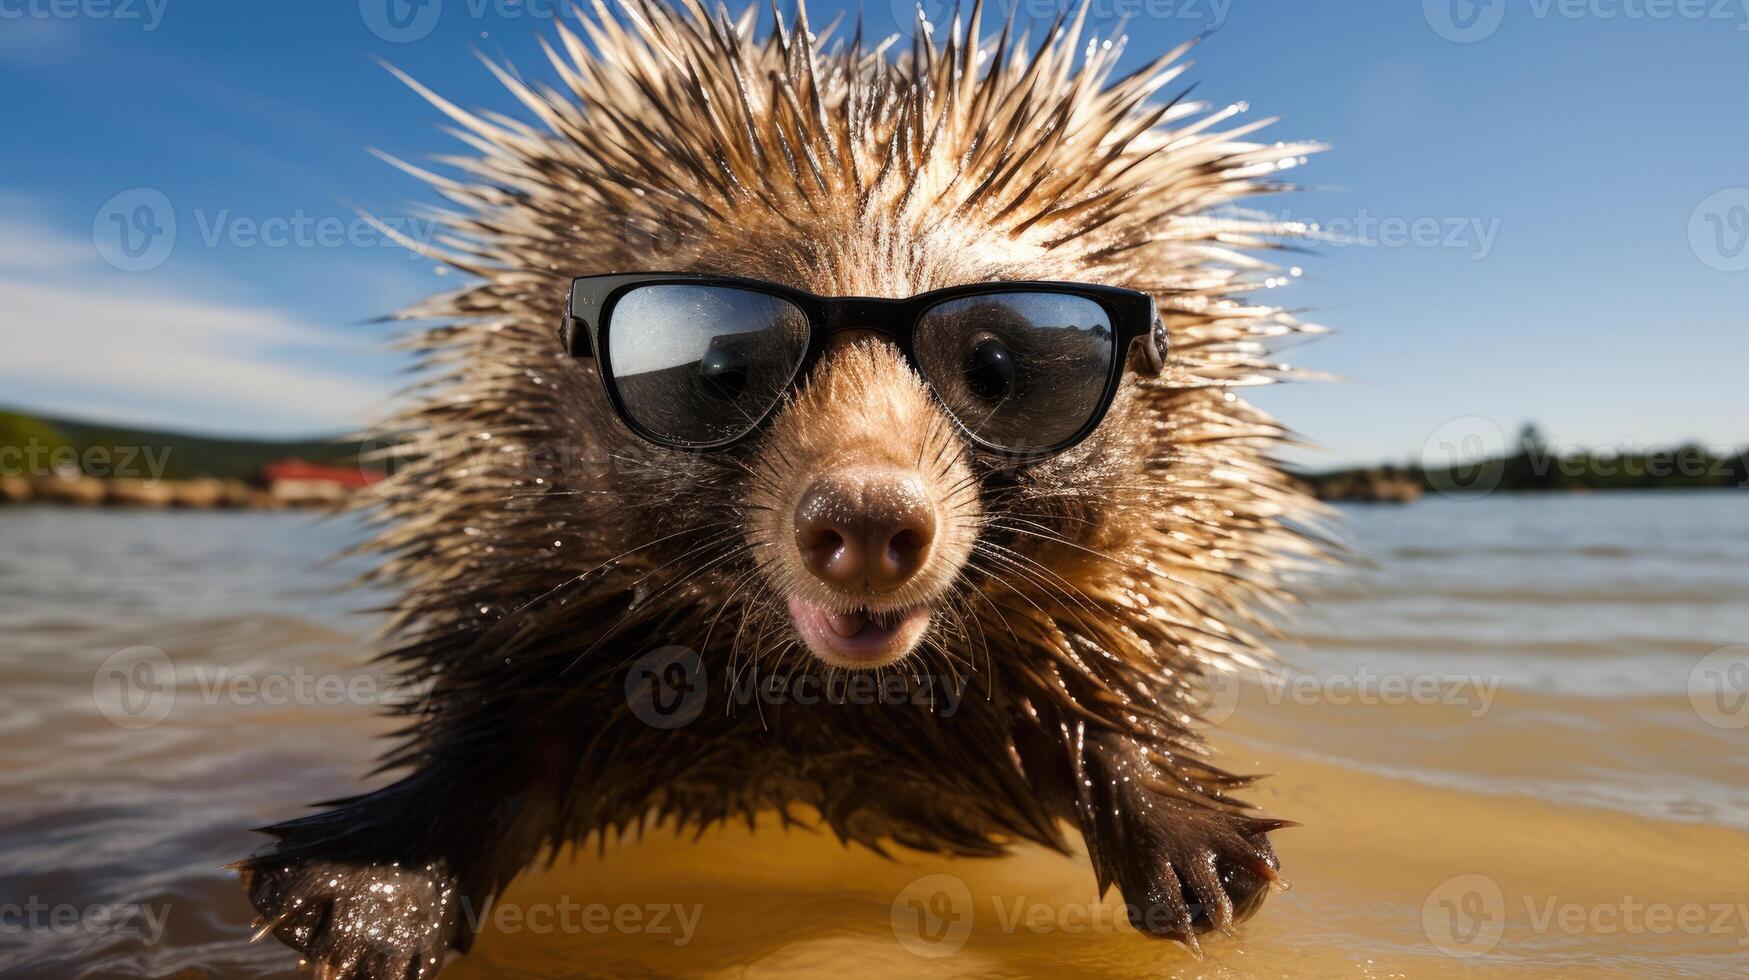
xmin=1296 ymin=425 xmax=1748 ymax=498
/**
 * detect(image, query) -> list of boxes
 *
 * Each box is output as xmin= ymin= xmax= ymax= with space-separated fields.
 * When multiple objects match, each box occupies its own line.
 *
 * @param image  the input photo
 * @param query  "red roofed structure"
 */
xmin=260 ymin=458 xmax=382 ymax=505
xmin=261 ymin=458 xmax=380 ymax=488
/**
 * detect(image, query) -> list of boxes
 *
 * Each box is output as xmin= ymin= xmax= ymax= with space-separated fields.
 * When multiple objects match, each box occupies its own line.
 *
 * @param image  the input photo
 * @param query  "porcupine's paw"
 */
xmin=1115 ymin=808 xmax=1288 ymax=952
xmin=237 ymin=856 xmax=469 ymax=979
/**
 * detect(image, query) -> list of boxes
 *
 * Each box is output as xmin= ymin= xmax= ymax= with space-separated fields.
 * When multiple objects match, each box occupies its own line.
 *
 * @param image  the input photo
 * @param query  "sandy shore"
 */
xmin=451 ymin=713 xmax=1749 ymax=979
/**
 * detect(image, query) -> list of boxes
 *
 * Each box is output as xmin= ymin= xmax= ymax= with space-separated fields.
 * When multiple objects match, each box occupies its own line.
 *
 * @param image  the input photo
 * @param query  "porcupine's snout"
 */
xmin=750 ymin=340 xmax=980 ymax=671
xmin=793 ymin=467 xmax=938 ymax=593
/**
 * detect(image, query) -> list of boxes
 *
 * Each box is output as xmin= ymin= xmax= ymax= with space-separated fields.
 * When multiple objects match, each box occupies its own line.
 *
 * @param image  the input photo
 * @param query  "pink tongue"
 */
xmin=827 ymin=610 xmax=868 ymax=638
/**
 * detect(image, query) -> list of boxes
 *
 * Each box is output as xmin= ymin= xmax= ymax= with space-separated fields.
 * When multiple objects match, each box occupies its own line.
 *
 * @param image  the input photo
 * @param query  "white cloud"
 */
xmin=0 ymin=228 xmax=93 ymax=272
xmin=0 ymin=216 xmax=403 ymax=435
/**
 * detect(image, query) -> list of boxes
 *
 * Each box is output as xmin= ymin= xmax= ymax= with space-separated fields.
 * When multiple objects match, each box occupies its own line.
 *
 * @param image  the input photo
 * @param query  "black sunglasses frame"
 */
xmin=560 ymin=272 xmax=1165 ymax=457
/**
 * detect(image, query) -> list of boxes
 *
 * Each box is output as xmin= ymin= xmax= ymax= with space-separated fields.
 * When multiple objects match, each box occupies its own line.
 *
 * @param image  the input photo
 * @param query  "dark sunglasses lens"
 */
xmin=605 ymin=285 xmax=809 ymax=446
xmin=914 ymin=292 xmax=1116 ymax=452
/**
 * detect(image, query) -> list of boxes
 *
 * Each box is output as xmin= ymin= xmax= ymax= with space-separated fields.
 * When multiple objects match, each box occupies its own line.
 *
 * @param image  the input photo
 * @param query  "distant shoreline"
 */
xmin=0 ymin=473 xmax=357 ymax=510
xmin=1293 ymin=437 xmax=1748 ymax=502
xmin=4 ymin=408 xmax=1742 ymax=507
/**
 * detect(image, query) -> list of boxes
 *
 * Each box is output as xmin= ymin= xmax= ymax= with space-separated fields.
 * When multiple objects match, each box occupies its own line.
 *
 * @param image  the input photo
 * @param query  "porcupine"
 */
xmin=236 ymin=1 xmax=1328 ymax=974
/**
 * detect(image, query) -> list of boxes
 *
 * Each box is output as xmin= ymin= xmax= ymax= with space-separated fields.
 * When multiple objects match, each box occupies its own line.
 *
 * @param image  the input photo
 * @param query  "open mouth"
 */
xmin=786 ymin=597 xmax=932 ymax=669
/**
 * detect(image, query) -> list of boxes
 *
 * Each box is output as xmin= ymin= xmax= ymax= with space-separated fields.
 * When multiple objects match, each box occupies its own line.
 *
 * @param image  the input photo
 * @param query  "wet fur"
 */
xmin=236 ymin=1 xmax=1328 ymax=975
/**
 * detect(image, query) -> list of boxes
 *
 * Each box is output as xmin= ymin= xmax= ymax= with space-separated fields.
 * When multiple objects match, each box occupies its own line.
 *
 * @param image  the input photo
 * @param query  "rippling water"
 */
xmin=1 ymin=493 xmax=1746 ymax=978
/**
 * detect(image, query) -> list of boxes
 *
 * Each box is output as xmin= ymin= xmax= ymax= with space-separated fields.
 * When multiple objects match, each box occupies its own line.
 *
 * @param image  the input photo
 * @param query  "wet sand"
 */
xmin=454 ymin=691 xmax=1749 ymax=979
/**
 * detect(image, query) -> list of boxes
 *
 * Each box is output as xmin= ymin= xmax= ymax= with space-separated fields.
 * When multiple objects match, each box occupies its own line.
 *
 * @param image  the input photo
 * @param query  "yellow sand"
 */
xmin=451 ymin=710 xmax=1749 ymax=978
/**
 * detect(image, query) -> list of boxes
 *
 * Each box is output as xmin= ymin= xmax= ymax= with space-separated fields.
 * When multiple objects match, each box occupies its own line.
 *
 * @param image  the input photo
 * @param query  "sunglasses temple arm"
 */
xmin=1141 ymin=308 xmax=1169 ymax=376
xmin=559 ymin=289 xmax=595 ymax=357
xmin=1149 ymin=315 xmax=1167 ymax=374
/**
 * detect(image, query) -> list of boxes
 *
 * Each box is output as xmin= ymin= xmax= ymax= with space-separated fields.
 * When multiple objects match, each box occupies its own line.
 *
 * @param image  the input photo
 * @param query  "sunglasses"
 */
xmin=560 ymin=273 xmax=1166 ymax=457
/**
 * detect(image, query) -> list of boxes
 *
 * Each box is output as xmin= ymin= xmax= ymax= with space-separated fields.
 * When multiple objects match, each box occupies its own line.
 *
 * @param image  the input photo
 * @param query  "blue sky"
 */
xmin=1 ymin=0 xmax=1744 ymax=465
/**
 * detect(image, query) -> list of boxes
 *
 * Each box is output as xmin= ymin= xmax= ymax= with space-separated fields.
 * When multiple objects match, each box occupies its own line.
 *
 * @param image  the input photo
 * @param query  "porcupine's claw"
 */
xmin=235 ymin=856 xmax=470 ymax=979
xmin=1116 ymin=810 xmax=1289 ymax=948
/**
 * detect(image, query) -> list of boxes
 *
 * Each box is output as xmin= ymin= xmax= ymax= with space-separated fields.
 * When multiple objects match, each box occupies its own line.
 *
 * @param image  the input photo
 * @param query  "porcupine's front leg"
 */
xmin=1051 ymin=726 xmax=1289 ymax=951
xmin=234 ymin=728 xmax=577 ymax=979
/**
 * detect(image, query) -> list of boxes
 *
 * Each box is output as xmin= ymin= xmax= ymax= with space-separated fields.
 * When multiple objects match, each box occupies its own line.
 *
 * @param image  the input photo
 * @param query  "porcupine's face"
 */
xmin=581 ymin=234 xmax=1156 ymax=672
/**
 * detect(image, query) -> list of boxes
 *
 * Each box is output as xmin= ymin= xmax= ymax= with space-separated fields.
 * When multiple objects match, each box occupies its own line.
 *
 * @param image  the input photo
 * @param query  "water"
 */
xmin=1 ymin=494 xmax=1745 ymax=978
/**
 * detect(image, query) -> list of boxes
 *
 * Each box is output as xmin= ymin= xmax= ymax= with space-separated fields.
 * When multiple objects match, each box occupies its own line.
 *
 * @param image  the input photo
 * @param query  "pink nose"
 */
xmin=793 ymin=469 xmax=937 ymax=592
